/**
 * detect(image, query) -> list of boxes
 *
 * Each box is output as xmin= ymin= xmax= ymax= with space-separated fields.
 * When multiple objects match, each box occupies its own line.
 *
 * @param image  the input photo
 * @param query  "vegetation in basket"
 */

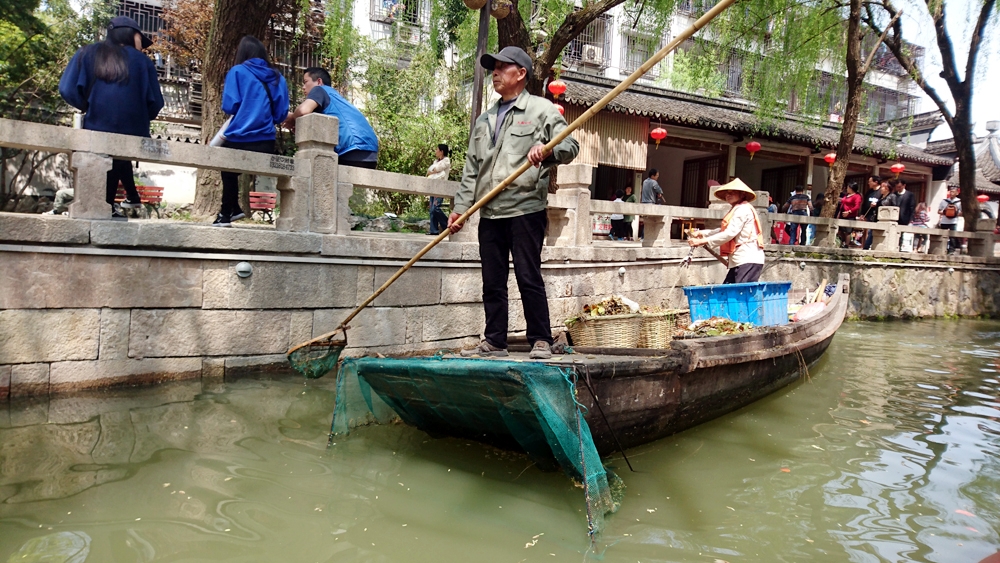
xmin=683 ymin=317 xmax=755 ymax=338
xmin=565 ymin=296 xmax=639 ymax=325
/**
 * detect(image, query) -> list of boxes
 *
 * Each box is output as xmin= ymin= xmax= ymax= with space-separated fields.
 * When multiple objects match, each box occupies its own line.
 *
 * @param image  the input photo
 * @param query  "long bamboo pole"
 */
xmin=288 ymin=0 xmax=739 ymax=355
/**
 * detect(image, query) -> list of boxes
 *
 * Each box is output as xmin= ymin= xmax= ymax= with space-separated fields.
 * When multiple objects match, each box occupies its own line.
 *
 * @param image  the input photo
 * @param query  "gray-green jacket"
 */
xmin=454 ymin=90 xmax=579 ymax=219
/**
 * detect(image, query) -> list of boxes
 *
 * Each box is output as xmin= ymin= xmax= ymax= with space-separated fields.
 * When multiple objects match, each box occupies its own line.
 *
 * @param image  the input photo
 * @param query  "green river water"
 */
xmin=2 ymin=319 xmax=1000 ymax=562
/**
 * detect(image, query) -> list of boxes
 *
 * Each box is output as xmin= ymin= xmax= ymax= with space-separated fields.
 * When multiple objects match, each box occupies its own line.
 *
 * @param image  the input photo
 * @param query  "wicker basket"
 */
xmin=565 ymin=314 xmax=643 ymax=348
xmin=637 ymin=310 xmax=678 ymax=349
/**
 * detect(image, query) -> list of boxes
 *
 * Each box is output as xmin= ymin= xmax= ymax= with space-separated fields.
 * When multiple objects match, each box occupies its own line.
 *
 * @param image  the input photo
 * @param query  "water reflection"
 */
xmin=1 ymin=320 xmax=1000 ymax=562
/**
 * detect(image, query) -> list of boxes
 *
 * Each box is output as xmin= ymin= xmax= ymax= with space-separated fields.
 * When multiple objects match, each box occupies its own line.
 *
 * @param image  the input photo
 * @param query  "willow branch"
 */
xmin=859 ymin=8 xmax=900 ymax=75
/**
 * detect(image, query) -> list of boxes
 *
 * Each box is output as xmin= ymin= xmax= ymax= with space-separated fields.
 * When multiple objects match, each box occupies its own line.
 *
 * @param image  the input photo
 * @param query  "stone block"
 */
xmin=49 ymin=358 xmax=202 ymax=393
xmin=557 ymin=163 xmax=594 ymax=187
xmin=372 ymin=266 xmax=441 ymax=306
xmin=321 ymin=234 xmax=465 ymax=261
xmin=290 ymin=311 xmax=313 ymax=346
xmin=8 ymin=397 xmax=48 ymax=427
xmin=275 ymin=175 xmax=312 ymax=233
xmin=419 ymin=303 xmax=484 ymax=341
xmin=129 ymin=310 xmax=292 ymax=357
xmin=0 ymin=364 xmax=9 ymax=401
xmin=302 ymin=153 xmax=339 ymax=234
xmin=202 ymin=357 xmax=225 ymax=381
xmin=878 ymin=206 xmax=900 ymax=221
xmin=0 ymin=214 xmax=91 ymax=244
xmin=224 ymin=355 xmax=295 ymax=378
xmin=90 ymin=222 xmax=322 ymax=254
xmin=202 ymin=262 xmax=357 ymax=309
xmin=440 ymin=270 xmax=484 ymax=303
xmin=99 ymin=308 xmax=130 ymax=359
xmin=0 ymin=253 xmax=202 ymax=309
xmin=10 ymin=363 xmax=49 ymax=397
xmin=356 ymin=265 xmax=375 ymax=305
xmin=294 ymin=113 xmax=340 ymax=148
xmin=313 ymin=308 xmax=407 ymax=347
xmin=0 ymin=309 xmax=99 ymax=364
xmin=69 ymin=151 xmax=113 ymax=220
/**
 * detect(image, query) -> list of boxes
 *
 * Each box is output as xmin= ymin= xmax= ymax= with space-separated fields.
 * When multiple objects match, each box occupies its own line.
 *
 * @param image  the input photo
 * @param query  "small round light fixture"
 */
xmin=618 ymin=266 xmax=626 ymax=276
xmin=235 ymin=262 xmax=253 ymax=278
xmin=799 ymin=261 xmax=806 ymax=270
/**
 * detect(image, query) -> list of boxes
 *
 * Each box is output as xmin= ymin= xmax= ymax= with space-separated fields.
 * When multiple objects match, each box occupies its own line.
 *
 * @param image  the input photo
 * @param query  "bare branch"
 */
xmin=859 ymin=8 xmax=901 ymax=74
xmin=965 ymin=0 xmax=997 ymax=91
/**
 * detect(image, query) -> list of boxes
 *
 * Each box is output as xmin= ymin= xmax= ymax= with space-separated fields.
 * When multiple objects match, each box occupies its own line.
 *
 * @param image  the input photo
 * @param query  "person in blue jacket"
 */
xmin=283 ymin=67 xmax=379 ymax=169
xmin=213 ymin=35 xmax=289 ymax=227
xmin=59 ymin=16 xmax=164 ymax=219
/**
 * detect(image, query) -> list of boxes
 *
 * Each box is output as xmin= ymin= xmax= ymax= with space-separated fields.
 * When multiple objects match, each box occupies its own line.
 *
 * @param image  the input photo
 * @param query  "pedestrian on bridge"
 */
xmin=59 ymin=16 xmax=164 ymax=220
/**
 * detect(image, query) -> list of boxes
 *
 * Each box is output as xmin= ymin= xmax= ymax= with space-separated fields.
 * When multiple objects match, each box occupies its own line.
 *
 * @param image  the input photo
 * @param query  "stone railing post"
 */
xmin=69 ymin=151 xmax=112 ymax=219
xmin=277 ymin=113 xmax=340 ymax=233
xmin=641 ymin=206 xmax=671 ymax=247
xmin=754 ymin=191 xmax=772 ymax=241
xmin=812 ymin=218 xmax=839 ymax=248
xmin=546 ymin=163 xmax=593 ymax=246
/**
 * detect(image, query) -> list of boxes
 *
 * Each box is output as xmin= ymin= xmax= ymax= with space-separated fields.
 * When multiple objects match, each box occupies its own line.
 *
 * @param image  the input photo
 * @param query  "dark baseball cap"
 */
xmin=109 ymin=16 xmax=153 ymax=49
xmin=481 ymin=46 xmax=532 ymax=75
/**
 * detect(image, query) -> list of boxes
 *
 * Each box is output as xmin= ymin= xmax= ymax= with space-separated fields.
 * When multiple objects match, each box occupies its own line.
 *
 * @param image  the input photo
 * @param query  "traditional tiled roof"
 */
xmin=560 ymin=72 xmax=953 ymax=167
xmin=924 ymin=137 xmax=957 ymax=155
xmin=883 ymin=110 xmax=944 ymax=134
xmin=946 ymin=134 xmax=1000 ymax=194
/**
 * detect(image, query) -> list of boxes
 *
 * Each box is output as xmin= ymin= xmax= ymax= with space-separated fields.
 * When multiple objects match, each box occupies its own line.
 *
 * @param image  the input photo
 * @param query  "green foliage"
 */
xmin=322 ymin=0 xmax=358 ymax=88
xmin=353 ymin=39 xmax=470 ymax=216
xmin=669 ymin=0 xmax=847 ymax=129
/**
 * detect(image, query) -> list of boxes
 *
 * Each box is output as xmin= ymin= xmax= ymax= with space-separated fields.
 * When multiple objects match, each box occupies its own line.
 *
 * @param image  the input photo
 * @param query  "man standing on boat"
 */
xmin=448 ymin=46 xmax=579 ymax=360
xmin=688 ymin=179 xmax=766 ymax=284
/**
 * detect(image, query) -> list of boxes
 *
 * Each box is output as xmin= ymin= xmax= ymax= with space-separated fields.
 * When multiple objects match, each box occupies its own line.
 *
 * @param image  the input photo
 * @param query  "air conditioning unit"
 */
xmin=581 ymin=44 xmax=604 ymax=65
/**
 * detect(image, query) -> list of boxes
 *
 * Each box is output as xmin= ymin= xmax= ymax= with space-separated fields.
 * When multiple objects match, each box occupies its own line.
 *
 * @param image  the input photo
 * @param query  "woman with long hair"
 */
xmin=59 ymin=17 xmax=164 ymax=219
xmin=426 ymin=143 xmax=451 ymax=235
xmin=213 ymin=35 xmax=289 ymax=226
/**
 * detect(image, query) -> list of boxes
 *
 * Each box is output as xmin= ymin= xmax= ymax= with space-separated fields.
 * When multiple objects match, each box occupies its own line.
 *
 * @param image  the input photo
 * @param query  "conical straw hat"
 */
xmin=711 ymin=178 xmax=756 ymax=202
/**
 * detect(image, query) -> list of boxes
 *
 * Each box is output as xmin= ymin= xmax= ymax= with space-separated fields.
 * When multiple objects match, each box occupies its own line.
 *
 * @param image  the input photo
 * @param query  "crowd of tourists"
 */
xmin=58 ymin=19 xmax=378 ymax=226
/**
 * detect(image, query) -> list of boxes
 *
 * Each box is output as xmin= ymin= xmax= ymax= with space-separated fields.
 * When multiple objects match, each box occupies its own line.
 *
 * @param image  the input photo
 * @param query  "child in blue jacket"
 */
xmin=59 ymin=16 xmax=164 ymax=219
xmin=212 ymin=35 xmax=289 ymax=227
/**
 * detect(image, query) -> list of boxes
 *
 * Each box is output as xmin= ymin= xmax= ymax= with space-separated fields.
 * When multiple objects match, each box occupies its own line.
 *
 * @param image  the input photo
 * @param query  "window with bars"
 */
xmin=564 ymin=13 xmax=612 ymax=71
xmin=618 ymin=5 xmax=665 ymax=78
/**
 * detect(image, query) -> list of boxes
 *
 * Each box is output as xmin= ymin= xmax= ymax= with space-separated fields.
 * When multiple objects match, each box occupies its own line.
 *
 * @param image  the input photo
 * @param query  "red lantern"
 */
xmin=977 ymin=194 xmax=990 ymax=203
xmin=746 ymin=141 xmax=761 ymax=160
xmin=824 ymin=152 xmax=837 ymax=167
xmin=553 ymin=103 xmax=564 ymax=116
xmin=650 ymin=127 xmax=667 ymax=149
xmin=547 ymin=79 xmax=567 ymax=99
xmin=890 ymin=162 xmax=905 ymax=178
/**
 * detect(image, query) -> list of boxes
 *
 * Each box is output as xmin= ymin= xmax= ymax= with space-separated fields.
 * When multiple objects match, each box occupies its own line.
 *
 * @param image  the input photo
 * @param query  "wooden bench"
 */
xmin=115 ymin=184 xmax=164 ymax=218
xmin=249 ymin=191 xmax=277 ymax=223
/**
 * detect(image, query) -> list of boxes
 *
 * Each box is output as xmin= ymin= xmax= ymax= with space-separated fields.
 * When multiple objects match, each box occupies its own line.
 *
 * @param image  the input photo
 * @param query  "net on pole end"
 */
xmin=287 ymin=328 xmax=348 ymax=379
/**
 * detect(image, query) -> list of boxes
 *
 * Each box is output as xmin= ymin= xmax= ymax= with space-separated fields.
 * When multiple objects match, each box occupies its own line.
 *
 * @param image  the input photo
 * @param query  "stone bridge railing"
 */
xmin=1 ymin=114 xmax=996 ymax=258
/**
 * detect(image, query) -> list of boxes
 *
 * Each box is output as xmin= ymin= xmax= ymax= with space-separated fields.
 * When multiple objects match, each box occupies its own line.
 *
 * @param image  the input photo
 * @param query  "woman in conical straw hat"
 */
xmin=688 ymin=178 xmax=766 ymax=284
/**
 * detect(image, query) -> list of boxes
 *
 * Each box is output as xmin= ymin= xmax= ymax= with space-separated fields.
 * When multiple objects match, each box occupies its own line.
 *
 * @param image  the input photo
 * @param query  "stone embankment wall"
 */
xmin=3 ymin=215 xmax=999 ymax=401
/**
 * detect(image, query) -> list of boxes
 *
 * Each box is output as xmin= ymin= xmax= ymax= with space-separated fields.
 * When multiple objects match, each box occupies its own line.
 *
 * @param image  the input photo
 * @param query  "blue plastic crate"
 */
xmin=682 ymin=281 xmax=791 ymax=326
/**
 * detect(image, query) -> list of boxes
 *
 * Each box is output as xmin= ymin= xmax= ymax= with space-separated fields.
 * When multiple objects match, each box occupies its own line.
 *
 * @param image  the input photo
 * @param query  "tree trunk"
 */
xmin=822 ymin=0 xmax=864 ymax=218
xmin=952 ymin=113 xmax=979 ymax=230
xmin=192 ymin=0 xmax=278 ymax=217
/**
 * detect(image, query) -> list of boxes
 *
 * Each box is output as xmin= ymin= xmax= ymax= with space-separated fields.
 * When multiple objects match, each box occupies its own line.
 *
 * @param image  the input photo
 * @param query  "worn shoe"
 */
xmin=110 ymin=204 xmax=127 ymax=221
xmin=529 ymin=341 xmax=552 ymax=360
xmin=211 ymin=213 xmax=232 ymax=227
xmin=120 ymin=197 xmax=142 ymax=209
xmin=230 ymin=208 xmax=246 ymax=221
xmin=460 ymin=340 xmax=508 ymax=357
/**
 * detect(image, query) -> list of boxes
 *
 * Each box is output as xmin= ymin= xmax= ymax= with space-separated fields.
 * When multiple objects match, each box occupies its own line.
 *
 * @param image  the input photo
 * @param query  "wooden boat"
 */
xmin=341 ymin=274 xmax=849 ymax=457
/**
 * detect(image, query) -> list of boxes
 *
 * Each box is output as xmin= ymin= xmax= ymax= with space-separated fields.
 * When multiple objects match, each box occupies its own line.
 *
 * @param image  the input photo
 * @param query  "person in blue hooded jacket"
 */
xmin=59 ymin=16 xmax=164 ymax=219
xmin=283 ymin=67 xmax=379 ymax=168
xmin=213 ymin=35 xmax=289 ymax=227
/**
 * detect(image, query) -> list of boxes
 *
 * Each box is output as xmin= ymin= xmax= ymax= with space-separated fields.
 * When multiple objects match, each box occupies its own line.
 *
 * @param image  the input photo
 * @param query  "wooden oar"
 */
xmin=287 ymin=0 xmax=740 ymax=377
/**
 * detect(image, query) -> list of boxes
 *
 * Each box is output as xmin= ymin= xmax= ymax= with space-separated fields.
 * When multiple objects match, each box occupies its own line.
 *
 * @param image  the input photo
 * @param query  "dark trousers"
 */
xmin=106 ymin=159 xmax=139 ymax=205
xmin=479 ymin=211 xmax=552 ymax=349
xmin=221 ymin=139 xmax=275 ymax=215
xmin=942 ymin=223 xmax=959 ymax=252
xmin=610 ymin=219 xmax=628 ymax=239
xmin=787 ymin=210 xmax=808 ymax=245
xmin=723 ymin=263 xmax=763 ymax=284
xmin=429 ymin=197 xmax=448 ymax=235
